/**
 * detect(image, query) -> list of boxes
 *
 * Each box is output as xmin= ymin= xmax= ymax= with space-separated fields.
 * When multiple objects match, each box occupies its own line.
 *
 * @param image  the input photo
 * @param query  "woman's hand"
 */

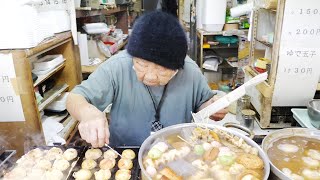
xmin=198 ymin=95 xmax=228 ymax=121
xmin=67 ymin=93 xmax=110 ymax=148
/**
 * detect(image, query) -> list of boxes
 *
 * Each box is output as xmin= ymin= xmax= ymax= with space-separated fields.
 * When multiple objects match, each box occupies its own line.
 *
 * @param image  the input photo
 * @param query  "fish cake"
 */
xmin=236 ymin=154 xmax=264 ymax=170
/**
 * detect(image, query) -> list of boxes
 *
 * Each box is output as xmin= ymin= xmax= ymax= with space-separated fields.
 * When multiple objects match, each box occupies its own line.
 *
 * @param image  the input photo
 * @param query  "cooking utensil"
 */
xmin=192 ymin=72 xmax=267 ymax=123
xmin=262 ymin=128 xmax=320 ymax=180
xmin=70 ymin=146 xmax=140 ymax=180
xmin=307 ymin=99 xmax=320 ymax=128
xmin=66 ymin=157 xmax=80 ymax=179
xmin=223 ymin=122 xmax=255 ymax=139
xmin=105 ymin=143 xmax=122 ymax=158
xmin=139 ymin=123 xmax=270 ymax=180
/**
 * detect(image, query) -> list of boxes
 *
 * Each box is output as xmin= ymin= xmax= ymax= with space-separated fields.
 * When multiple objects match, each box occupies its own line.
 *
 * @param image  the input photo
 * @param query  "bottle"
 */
xmin=241 ymin=109 xmax=256 ymax=131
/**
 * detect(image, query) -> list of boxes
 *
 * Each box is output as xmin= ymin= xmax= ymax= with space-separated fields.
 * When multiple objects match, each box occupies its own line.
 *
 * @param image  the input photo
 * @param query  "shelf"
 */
xmin=255 ymin=38 xmax=273 ymax=47
xmin=33 ymin=62 xmax=66 ymax=87
xmin=197 ymin=29 xmax=223 ymax=36
xmin=58 ymin=116 xmax=79 ymax=140
xmin=262 ymin=8 xmax=277 ymax=13
xmin=81 ymin=38 xmax=128 ymax=73
xmin=76 ymin=6 xmax=127 ymax=18
xmin=38 ymin=84 xmax=69 ymax=111
xmin=244 ymin=66 xmax=273 ymax=98
xmin=0 ymin=32 xmax=72 ymax=58
xmin=204 ymin=43 xmax=239 ymax=49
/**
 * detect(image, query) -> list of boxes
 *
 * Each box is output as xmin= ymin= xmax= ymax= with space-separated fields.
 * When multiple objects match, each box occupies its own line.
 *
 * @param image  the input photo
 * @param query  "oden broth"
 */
xmin=268 ymin=136 xmax=320 ymax=179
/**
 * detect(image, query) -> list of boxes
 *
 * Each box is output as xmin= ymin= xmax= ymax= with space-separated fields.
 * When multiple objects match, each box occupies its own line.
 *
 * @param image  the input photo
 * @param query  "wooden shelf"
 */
xmin=76 ymin=6 xmax=127 ymax=18
xmin=38 ymin=84 xmax=69 ymax=111
xmin=81 ymin=38 xmax=128 ymax=73
xmin=204 ymin=43 xmax=239 ymax=49
xmin=0 ymin=32 xmax=72 ymax=58
xmin=33 ymin=62 xmax=66 ymax=87
xmin=58 ymin=116 xmax=78 ymax=140
xmin=255 ymin=38 xmax=273 ymax=47
xmin=262 ymin=8 xmax=277 ymax=13
xmin=245 ymin=66 xmax=273 ymax=98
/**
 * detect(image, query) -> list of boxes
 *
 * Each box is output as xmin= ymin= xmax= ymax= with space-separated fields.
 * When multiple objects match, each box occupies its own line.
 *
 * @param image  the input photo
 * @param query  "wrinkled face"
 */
xmin=133 ymin=58 xmax=178 ymax=86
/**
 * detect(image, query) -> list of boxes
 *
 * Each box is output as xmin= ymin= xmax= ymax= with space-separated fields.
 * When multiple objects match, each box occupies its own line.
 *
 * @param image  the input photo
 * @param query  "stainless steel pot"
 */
xmin=262 ymin=128 xmax=320 ymax=180
xmin=138 ymin=123 xmax=270 ymax=180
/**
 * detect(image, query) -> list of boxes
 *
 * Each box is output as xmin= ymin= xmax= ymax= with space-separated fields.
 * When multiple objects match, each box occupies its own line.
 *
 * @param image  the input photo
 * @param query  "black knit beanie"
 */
xmin=126 ymin=11 xmax=187 ymax=70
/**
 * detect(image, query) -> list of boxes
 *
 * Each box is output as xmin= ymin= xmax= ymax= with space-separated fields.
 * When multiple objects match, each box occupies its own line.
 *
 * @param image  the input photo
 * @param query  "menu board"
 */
xmin=272 ymin=0 xmax=320 ymax=106
xmin=36 ymin=0 xmax=77 ymax=44
xmin=0 ymin=54 xmax=25 ymax=122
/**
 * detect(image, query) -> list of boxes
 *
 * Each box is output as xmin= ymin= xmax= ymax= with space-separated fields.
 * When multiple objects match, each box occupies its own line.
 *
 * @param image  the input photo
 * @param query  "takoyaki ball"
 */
xmin=121 ymin=149 xmax=136 ymax=160
xmin=99 ymin=158 xmax=116 ymax=170
xmin=27 ymin=148 xmax=44 ymax=159
xmin=115 ymin=169 xmax=132 ymax=180
xmin=45 ymin=169 xmax=64 ymax=180
xmin=85 ymin=149 xmax=102 ymax=160
xmin=103 ymin=149 xmax=118 ymax=159
xmin=46 ymin=147 xmax=63 ymax=161
xmin=4 ymin=167 xmax=27 ymax=179
xmin=26 ymin=168 xmax=45 ymax=180
xmin=16 ymin=158 xmax=35 ymax=168
xmin=81 ymin=159 xmax=97 ymax=170
xmin=94 ymin=169 xmax=112 ymax=180
xmin=37 ymin=159 xmax=52 ymax=170
xmin=52 ymin=159 xmax=70 ymax=171
xmin=73 ymin=169 xmax=92 ymax=180
xmin=118 ymin=158 xmax=133 ymax=170
xmin=63 ymin=148 xmax=78 ymax=161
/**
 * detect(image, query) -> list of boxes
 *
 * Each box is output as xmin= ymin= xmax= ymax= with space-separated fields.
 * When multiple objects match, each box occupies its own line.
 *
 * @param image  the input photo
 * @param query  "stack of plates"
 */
xmin=32 ymin=54 xmax=65 ymax=75
xmin=45 ymin=92 xmax=69 ymax=112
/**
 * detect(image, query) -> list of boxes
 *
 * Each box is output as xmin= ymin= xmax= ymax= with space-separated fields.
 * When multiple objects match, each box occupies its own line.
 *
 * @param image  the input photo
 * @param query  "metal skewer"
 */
xmin=105 ymin=143 xmax=122 ymax=158
xmin=66 ymin=157 xmax=79 ymax=179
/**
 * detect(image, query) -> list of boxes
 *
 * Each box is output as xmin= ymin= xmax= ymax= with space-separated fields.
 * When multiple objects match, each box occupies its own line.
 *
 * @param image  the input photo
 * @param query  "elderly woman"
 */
xmin=67 ymin=11 xmax=228 ymax=148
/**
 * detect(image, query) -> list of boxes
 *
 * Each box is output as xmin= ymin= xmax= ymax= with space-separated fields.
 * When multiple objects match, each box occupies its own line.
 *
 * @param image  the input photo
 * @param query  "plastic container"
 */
xmin=83 ymin=23 xmax=110 ymax=34
xmin=33 ymin=55 xmax=64 ymax=71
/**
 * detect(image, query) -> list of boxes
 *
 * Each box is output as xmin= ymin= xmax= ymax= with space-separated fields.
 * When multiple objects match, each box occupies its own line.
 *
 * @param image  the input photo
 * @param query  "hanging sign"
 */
xmin=272 ymin=0 xmax=320 ymax=106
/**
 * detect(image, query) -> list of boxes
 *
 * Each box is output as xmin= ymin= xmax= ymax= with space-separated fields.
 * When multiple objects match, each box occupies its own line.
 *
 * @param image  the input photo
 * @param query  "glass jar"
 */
xmin=241 ymin=109 xmax=256 ymax=131
xmin=236 ymin=95 xmax=251 ymax=121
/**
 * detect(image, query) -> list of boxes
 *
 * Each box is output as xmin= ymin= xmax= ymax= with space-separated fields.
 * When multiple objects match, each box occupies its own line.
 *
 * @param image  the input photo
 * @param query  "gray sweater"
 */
xmin=72 ymin=50 xmax=214 ymax=146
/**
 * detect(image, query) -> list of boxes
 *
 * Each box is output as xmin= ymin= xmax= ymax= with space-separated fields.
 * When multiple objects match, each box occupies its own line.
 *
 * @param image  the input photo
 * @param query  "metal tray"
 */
xmin=0 ymin=150 xmax=16 ymax=178
xmin=3 ymin=146 xmax=86 ymax=179
xmin=69 ymin=146 xmax=140 ymax=180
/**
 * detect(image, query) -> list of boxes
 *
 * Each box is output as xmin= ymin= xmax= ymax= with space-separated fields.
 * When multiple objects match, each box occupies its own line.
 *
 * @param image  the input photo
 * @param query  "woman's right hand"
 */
xmin=78 ymin=105 xmax=110 ymax=148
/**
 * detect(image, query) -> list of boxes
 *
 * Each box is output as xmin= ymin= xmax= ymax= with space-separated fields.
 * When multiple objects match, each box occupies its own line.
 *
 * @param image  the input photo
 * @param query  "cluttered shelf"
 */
xmin=255 ymin=38 xmax=273 ymax=47
xmin=76 ymin=6 xmax=127 ymax=18
xmin=81 ymin=38 xmax=128 ymax=74
xmin=33 ymin=62 xmax=66 ymax=87
xmin=204 ymin=43 xmax=239 ymax=49
xmin=38 ymin=84 xmax=69 ymax=111
xmin=245 ymin=66 xmax=273 ymax=98
xmin=197 ymin=29 xmax=224 ymax=38
xmin=58 ymin=116 xmax=79 ymax=141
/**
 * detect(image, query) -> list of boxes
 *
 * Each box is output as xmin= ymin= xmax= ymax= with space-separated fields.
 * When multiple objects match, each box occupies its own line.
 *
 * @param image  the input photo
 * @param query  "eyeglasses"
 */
xmin=133 ymin=58 xmax=178 ymax=78
xmin=132 ymin=58 xmax=178 ymax=84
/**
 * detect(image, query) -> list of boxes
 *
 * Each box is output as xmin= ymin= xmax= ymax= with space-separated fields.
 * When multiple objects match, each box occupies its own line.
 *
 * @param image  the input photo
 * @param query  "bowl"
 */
xmin=307 ymin=99 xmax=320 ymax=128
xmin=138 ymin=123 xmax=270 ymax=180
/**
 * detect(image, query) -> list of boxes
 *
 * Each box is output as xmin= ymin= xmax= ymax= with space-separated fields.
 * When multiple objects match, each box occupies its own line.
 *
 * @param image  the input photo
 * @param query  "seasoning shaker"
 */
xmin=241 ymin=109 xmax=256 ymax=130
xmin=236 ymin=95 xmax=251 ymax=121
